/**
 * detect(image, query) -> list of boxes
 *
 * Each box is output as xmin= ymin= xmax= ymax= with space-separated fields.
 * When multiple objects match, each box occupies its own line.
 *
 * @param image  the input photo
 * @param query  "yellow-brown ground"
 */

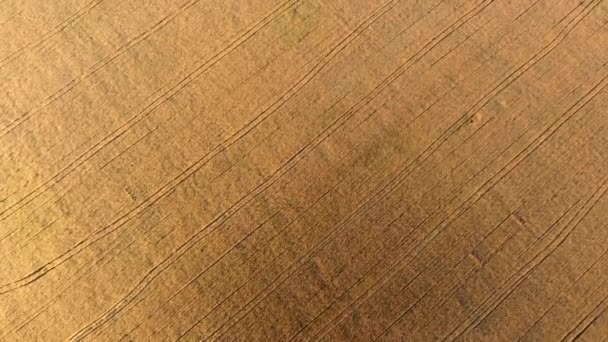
xmin=1 ymin=0 xmax=608 ymax=340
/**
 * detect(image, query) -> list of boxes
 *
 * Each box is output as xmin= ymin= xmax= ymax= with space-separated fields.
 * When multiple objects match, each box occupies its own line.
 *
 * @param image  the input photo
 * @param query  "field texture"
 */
xmin=2 ymin=0 xmax=608 ymax=340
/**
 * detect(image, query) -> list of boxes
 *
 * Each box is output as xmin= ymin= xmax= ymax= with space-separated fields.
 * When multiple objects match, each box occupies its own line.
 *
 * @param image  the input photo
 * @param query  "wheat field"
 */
xmin=1 ymin=0 xmax=608 ymax=340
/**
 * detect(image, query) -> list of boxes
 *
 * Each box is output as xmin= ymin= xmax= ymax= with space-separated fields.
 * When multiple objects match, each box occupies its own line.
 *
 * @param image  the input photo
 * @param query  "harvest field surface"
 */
xmin=1 ymin=0 xmax=608 ymax=340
